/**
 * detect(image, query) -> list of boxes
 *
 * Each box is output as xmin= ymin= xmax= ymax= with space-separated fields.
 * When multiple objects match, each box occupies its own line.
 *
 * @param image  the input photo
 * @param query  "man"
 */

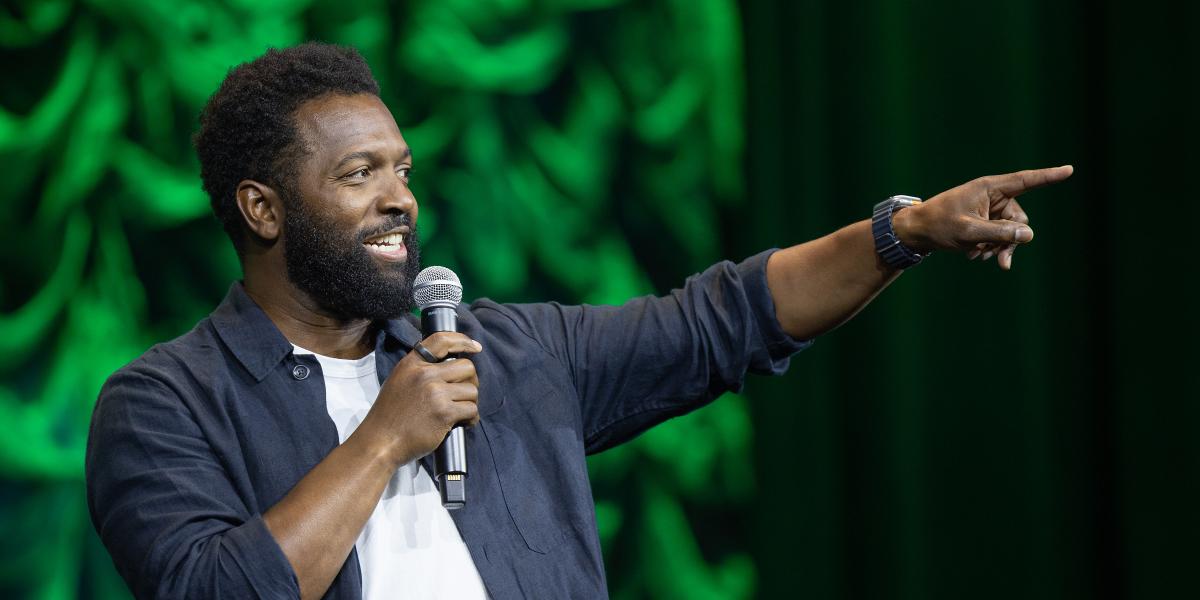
xmin=85 ymin=43 xmax=1071 ymax=599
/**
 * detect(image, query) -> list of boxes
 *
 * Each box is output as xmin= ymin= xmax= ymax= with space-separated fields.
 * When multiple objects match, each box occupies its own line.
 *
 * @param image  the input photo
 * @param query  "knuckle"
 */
xmin=434 ymin=398 xmax=455 ymax=421
xmin=426 ymin=384 xmax=446 ymax=403
xmin=416 ymin=365 xmax=438 ymax=384
xmin=463 ymin=403 xmax=480 ymax=419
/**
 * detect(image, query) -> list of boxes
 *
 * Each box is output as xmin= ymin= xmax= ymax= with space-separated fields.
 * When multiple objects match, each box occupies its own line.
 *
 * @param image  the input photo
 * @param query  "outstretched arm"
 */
xmin=766 ymin=165 xmax=1074 ymax=340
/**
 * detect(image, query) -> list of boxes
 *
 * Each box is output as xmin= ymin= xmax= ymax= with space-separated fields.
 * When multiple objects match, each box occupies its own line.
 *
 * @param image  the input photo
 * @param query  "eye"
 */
xmin=397 ymin=166 xmax=412 ymax=182
xmin=346 ymin=166 xmax=371 ymax=180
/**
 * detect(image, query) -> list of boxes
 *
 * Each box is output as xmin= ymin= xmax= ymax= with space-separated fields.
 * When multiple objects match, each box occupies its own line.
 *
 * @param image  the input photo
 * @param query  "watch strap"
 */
xmin=872 ymin=195 xmax=926 ymax=270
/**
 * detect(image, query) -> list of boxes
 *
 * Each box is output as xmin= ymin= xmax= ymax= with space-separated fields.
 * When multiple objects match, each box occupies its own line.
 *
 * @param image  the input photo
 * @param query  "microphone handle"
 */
xmin=435 ymin=427 xmax=466 ymax=508
xmin=421 ymin=306 xmax=467 ymax=510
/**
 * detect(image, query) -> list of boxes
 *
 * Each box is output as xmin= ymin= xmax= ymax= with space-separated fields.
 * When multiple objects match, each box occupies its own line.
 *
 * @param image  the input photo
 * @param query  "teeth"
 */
xmin=366 ymin=233 xmax=404 ymax=246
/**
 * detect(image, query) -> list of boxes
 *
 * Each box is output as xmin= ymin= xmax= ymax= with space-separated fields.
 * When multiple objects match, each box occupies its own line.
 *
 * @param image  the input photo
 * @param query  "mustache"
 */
xmin=357 ymin=213 xmax=413 ymax=242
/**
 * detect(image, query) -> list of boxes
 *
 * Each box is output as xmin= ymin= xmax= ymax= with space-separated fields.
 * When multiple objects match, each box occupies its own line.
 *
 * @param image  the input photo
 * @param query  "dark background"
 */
xmin=741 ymin=1 xmax=1199 ymax=598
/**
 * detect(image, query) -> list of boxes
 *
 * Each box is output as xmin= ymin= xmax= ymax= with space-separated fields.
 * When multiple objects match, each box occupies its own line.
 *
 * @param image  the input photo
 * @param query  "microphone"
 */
xmin=413 ymin=266 xmax=467 ymax=509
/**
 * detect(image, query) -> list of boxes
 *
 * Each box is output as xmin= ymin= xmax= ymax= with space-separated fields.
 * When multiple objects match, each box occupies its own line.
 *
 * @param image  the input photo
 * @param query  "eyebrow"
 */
xmin=331 ymin=147 xmax=412 ymax=172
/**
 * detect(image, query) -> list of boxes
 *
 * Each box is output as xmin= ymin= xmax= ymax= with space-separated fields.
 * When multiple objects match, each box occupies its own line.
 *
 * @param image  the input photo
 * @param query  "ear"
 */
xmin=235 ymin=180 xmax=285 ymax=243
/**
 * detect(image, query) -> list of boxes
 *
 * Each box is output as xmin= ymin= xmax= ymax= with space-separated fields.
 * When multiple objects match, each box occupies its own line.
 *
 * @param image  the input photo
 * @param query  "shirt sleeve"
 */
xmin=86 ymin=368 xmax=301 ymax=600
xmin=489 ymin=249 xmax=812 ymax=453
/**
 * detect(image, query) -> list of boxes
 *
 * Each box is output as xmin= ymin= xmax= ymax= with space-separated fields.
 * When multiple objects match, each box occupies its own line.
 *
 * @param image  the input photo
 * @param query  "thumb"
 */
xmin=960 ymin=217 xmax=1035 ymax=245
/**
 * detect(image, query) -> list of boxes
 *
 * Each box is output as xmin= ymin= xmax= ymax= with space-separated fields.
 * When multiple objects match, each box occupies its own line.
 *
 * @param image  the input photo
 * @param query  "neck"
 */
xmin=242 ymin=258 xmax=375 ymax=359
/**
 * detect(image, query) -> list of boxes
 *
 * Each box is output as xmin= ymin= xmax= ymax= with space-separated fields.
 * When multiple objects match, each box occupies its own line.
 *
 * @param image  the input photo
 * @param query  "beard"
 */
xmin=280 ymin=195 xmax=421 ymax=321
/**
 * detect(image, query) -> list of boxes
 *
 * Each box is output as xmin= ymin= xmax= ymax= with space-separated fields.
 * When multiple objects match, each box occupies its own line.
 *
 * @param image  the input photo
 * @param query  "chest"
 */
xmin=200 ymin=337 xmax=599 ymax=566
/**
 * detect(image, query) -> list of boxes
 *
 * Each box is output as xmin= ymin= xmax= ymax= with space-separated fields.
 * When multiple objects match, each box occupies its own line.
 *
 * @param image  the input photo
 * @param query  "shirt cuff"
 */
xmin=224 ymin=514 xmax=301 ymax=597
xmin=736 ymin=248 xmax=815 ymax=365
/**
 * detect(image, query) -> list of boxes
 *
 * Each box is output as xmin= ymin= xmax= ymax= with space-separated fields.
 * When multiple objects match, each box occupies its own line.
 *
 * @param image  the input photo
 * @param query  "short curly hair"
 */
xmin=194 ymin=42 xmax=380 ymax=254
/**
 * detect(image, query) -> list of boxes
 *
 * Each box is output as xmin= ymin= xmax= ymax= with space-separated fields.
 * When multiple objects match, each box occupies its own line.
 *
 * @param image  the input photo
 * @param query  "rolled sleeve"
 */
xmin=86 ymin=370 xmax=299 ymax=600
xmin=735 ymin=248 xmax=815 ymax=371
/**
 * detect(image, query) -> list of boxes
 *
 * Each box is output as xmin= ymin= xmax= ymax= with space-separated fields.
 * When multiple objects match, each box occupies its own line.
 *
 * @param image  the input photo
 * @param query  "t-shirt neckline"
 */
xmin=292 ymin=344 xmax=377 ymax=379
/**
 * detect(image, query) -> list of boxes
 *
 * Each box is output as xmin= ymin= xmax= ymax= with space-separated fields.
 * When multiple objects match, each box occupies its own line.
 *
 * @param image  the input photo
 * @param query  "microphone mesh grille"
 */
xmin=413 ymin=266 xmax=463 ymax=308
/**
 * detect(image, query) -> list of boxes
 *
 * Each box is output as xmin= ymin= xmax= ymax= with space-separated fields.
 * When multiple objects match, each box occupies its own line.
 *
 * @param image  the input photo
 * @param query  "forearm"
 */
xmin=764 ymin=166 xmax=1075 ymax=340
xmin=766 ymin=218 xmax=904 ymax=340
xmin=263 ymin=431 xmax=400 ymax=600
xmin=261 ymin=334 xmax=482 ymax=599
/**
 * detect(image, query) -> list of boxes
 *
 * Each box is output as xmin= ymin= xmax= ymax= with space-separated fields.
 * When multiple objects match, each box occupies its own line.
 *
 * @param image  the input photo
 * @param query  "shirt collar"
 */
xmin=374 ymin=311 xmax=424 ymax=353
xmin=210 ymin=282 xmax=423 ymax=382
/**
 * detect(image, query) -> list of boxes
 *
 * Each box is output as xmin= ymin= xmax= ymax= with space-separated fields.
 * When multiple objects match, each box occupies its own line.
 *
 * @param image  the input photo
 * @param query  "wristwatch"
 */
xmin=872 ymin=195 xmax=927 ymax=270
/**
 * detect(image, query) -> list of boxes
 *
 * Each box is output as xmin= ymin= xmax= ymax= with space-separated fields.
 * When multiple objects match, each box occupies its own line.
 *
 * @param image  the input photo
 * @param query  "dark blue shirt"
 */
xmin=85 ymin=250 xmax=809 ymax=599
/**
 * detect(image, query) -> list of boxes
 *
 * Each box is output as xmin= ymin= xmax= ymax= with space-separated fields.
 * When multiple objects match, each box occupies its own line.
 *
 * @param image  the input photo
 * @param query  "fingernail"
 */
xmin=982 ymin=251 xmax=994 ymax=260
xmin=1014 ymin=227 xmax=1033 ymax=242
xmin=473 ymin=340 xmax=483 ymax=350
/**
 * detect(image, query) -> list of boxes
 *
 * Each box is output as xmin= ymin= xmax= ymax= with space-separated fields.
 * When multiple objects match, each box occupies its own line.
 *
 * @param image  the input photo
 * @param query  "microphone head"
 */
xmin=414 ymin=266 xmax=463 ymax=309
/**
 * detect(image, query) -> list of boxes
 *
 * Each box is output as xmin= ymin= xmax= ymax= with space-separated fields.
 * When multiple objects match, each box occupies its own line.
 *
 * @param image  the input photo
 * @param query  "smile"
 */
xmin=363 ymin=230 xmax=407 ymax=262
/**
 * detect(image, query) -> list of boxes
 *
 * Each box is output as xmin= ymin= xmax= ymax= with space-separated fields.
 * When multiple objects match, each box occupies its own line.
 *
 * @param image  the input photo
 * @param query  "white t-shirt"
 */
xmin=293 ymin=345 xmax=488 ymax=600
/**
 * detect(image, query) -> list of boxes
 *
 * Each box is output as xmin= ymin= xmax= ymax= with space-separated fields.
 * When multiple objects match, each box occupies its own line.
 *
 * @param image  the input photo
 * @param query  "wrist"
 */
xmin=891 ymin=204 xmax=931 ymax=253
xmin=348 ymin=423 xmax=410 ymax=469
xmin=872 ymin=196 xmax=929 ymax=270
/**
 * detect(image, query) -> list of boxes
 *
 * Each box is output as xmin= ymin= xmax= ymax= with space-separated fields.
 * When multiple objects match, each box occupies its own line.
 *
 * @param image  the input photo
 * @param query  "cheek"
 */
xmin=327 ymin=191 xmax=375 ymax=230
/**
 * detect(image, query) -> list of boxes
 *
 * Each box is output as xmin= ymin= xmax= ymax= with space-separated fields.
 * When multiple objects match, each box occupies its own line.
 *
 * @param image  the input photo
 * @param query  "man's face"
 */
xmin=280 ymin=93 xmax=421 ymax=320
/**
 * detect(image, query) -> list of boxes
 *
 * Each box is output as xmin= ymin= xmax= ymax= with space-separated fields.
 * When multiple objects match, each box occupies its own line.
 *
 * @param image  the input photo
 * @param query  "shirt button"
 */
xmin=292 ymin=364 xmax=310 ymax=380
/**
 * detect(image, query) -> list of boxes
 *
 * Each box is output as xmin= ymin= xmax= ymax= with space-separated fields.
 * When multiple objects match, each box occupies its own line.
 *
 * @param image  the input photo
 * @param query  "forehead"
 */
xmin=293 ymin=93 xmax=406 ymax=162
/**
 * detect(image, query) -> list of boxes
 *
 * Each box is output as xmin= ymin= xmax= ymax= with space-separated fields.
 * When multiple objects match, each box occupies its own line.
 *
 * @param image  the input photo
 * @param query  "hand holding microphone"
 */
xmin=357 ymin=266 xmax=477 ymax=510
xmin=363 ymin=331 xmax=479 ymax=469
xmin=413 ymin=267 xmax=471 ymax=509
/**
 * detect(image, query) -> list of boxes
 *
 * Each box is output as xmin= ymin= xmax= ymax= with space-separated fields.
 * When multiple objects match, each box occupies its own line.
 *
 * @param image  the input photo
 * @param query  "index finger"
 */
xmin=985 ymin=165 xmax=1074 ymax=196
xmin=413 ymin=332 xmax=482 ymax=362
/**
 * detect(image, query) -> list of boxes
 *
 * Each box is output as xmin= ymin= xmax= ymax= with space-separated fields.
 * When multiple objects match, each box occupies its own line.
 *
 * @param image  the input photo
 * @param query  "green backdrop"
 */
xmin=1 ymin=0 xmax=1196 ymax=599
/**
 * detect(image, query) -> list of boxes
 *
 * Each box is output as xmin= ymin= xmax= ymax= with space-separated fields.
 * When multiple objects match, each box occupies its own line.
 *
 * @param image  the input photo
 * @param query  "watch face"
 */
xmin=889 ymin=195 xmax=922 ymax=208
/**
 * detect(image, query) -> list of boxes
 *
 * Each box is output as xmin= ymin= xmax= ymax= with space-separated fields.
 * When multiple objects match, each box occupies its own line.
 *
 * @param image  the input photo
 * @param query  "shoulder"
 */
xmin=465 ymin=297 xmax=549 ymax=330
xmin=97 ymin=317 xmax=228 ymax=409
xmin=87 ymin=319 xmax=233 ymax=480
xmin=463 ymin=298 xmax=573 ymax=352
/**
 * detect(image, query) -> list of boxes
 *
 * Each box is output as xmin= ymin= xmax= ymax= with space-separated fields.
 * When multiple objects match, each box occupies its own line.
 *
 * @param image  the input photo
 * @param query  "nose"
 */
xmin=379 ymin=172 xmax=418 ymax=224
